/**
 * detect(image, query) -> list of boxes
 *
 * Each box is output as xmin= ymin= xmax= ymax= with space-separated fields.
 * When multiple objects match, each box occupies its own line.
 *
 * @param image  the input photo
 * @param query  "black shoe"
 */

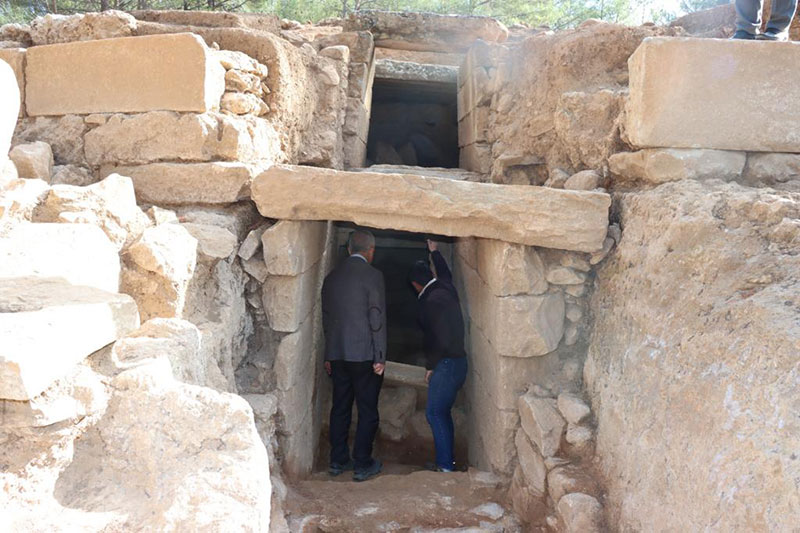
xmin=329 ymin=460 xmax=353 ymax=476
xmin=353 ymin=459 xmax=382 ymax=482
xmin=731 ymin=30 xmax=756 ymax=40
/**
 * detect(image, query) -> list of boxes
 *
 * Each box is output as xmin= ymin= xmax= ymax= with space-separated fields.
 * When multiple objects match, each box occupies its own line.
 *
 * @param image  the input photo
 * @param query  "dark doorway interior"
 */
xmin=334 ymin=225 xmax=455 ymax=367
xmin=366 ymin=78 xmax=459 ymax=168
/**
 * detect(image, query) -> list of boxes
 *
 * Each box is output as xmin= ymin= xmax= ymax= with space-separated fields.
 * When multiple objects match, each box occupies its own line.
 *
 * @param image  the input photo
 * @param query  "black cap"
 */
xmin=409 ymin=260 xmax=434 ymax=286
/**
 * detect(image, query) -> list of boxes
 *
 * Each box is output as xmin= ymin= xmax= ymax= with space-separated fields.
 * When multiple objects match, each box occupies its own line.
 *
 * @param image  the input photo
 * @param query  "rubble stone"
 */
xmin=50 ymin=164 xmax=94 ymax=186
xmin=475 ymin=239 xmax=548 ymax=296
xmin=564 ymin=170 xmax=601 ymax=191
xmin=547 ymin=465 xmax=600 ymax=504
xmin=0 ymin=276 xmax=139 ymax=401
xmin=0 ymin=223 xmax=120 ymax=292
xmin=9 ymin=141 xmax=53 ymax=181
xmin=557 ymin=393 xmax=591 ymax=424
xmin=626 ymin=37 xmax=800 ymax=151
xmin=252 ymin=165 xmax=611 ymax=252
xmin=181 ymin=222 xmax=237 ymax=261
xmin=519 ymin=393 xmax=565 ymax=457
xmin=35 ymin=173 xmax=151 ymax=250
xmin=515 ymin=429 xmax=546 ymax=493
xmin=741 ymin=153 xmax=800 ymax=190
xmin=26 ymin=33 xmax=225 ymax=116
xmin=557 ymin=493 xmax=603 ymax=533
xmin=29 ymin=11 xmax=136 ymax=45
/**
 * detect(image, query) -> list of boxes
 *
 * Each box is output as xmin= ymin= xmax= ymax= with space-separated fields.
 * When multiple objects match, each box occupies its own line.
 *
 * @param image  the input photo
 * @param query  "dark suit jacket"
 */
xmin=322 ymin=255 xmax=387 ymax=364
xmin=418 ymin=250 xmax=466 ymax=370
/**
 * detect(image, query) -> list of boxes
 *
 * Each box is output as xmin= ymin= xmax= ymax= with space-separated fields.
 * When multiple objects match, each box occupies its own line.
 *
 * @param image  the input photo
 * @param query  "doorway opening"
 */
xmin=318 ymin=224 xmax=467 ymax=468
xmin=366 ymin=75 xmax=459 ymax=168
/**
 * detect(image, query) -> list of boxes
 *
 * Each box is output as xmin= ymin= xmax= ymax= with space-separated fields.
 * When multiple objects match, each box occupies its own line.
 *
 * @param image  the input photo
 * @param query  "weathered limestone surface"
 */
xmin=586 ymin=181 xmax=800 ymax=531
xmin=557 ymin=493 xmax=603 ymax=533
xmin=106 ymin=162 xmax=260 ymax=205
xmin=29 ymin=10 xmax=137 ymax=45
xmin=518 ymin=393 xmax=565 ymax=458
xmin=515 ymin=429 xmax=546 ymax=494
xmin=0 ymin=223 xmax=120 ymax=292
xmin=9 ymin=141 xmax=52 ymax=180
xmin=375 ymin=59 xmax=458 ymax=83
xmin=55 ymin=361 xmax=272 ymax=531
xmin=741 ymin=153 xmax=800 ymax=191
xmin=252 ymin=165 xmax=610 ymax=252
xmin=0 ymin=277 xmax=139 ymax=401
xmin=262 ymin=262 xmax=319 ymax=333
xmin=85 ymin=111 xmax=280 ymax=166
xmin=34 ymin=173 xmax=151 ymax=250
xmin=261 ymin=220 xmax=328 ymax=276
xmin=609 ymin=148 xmax=746 ymax=184
xmin=342 ymin=11 xmax=508 ymax=52
xmin=475 ymin=239 xmax=548 ymax=296
xmin=26 ymin=33 xmax=225 ymax=116
xmin=626 ymin=37 xmax=800 ymax=151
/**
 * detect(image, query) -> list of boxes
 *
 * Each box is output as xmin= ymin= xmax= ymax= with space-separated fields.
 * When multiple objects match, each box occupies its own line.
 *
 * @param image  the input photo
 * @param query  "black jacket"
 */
xmin=418 ymin=251 xmax=466 ymax=370
xmin=322 ymin=255 xmax=387 ymax=364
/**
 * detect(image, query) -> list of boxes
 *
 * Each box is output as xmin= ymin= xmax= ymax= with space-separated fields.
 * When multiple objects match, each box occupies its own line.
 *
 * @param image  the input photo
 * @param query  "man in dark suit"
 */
xmin=322 ymin=229 xmax=386 ymax=482
xmin=410 ymin=239 xmax=467 ymax=472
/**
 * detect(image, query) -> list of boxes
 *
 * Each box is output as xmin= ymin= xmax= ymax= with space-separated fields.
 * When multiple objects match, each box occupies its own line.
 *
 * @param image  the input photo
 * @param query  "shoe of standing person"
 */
xmin=757 ymin=29 xmax=789 ymax=41
xmin=353 ymin=458 xmax=382 ymax=482
xmin=731 ymin=29 xmax=757 ymax=39
xmin=329 ymin=459 xmax=354 ymax=477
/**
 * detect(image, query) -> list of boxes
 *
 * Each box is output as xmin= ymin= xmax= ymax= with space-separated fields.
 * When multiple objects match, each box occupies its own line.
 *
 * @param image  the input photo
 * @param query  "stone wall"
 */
xmin=585 ymin=180 xmax=799 ymax=531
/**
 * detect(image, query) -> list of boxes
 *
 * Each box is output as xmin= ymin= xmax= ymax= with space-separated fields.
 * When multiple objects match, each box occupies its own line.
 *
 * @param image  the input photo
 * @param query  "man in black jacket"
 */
xmin=321 ymin=229 xmax=386 ymax=482
xmin=410 ymin=239 xmax=467 ymax=472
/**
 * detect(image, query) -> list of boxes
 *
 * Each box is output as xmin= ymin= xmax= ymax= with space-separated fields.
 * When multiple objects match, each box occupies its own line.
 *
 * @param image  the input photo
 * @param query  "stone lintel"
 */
xmin=251 ymin=165 xmax=610 ymax=253
xmin=375 ymin=58 xmax=458 ymax=84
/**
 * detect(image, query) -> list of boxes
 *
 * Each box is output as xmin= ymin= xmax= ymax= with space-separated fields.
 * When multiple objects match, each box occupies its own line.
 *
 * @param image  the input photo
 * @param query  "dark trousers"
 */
xmin=426 ymin=357 xmax=468 ymax=470
xmin=329 ymin=360 xmax=383 ymax=469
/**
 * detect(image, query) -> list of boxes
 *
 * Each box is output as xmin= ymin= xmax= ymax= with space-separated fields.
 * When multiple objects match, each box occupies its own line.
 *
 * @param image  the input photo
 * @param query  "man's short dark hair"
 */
xmin=348 ymin=229 xmax=375 ymax=254
xmin=410 ymin=260 xmax=433 ymax=286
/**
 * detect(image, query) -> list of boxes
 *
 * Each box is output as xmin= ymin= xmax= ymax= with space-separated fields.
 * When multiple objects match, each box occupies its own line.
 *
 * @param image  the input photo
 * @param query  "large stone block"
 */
xmin=252 ymin=165 xmax=610 ymax=252
xmin=609 ymin=148 xmax=746 ymax=184
xmin=262 ymin=262 xmax=320 ymax=333
xmin=261 ymin=220 xmax=328 ymax=276
xmin=0 ymin=277 xmax=139 ymax=400
xmin=375 ymin=59 xmax=458 ymax=83
xmin=25 ymin=33 xmax=225 ymax=116
xmin=461 ymin=260 xmax=565 ymax=357
xmin=0 ymin=59 xmax=19 ymax=157
xmin=85 ymin=111 xmax=279 ymax=166
xmin=626 ymin=37 xmax=800 ymax=152
xmin=343 ymin=11 xmax=508 ymax=52
xmin=0 ymin=223 xmax=120 ymax=292
xmin=0 ymin=48 xmax=25 ymax=116
xmin=518 ymin=393 xmax=565 ymax=458
xmin=106 ymin=162 xmax=258 ymax=205
xmin=475 ymin=239 xmax=548 ymax=296
xmin=467 ymin=371 xmax=519 ymax=474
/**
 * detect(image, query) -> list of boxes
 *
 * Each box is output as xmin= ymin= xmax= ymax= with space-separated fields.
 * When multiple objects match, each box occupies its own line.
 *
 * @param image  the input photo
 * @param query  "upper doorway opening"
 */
xmin=366 ymin=61 xmax=459 ymax=169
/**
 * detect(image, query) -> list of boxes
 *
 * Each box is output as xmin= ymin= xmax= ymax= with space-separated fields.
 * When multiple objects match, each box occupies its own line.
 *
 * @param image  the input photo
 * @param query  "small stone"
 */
xmin=589 ymin=237 xmax=615 ymax=265
xmin=564 ymin=284 xmax=587 ymax=297
xmin=147 ymin=206 xmax=178 ymax=225
xmin=566 ymin=424 xmax=593 ymax=446
xmin=564 ymin=169 xmax=601 ymax=191
xmin=557 ymin=493 xmax=603 ymax=533
xmin=225 ymin=69 xmax=262 ymax=94
xmin=547 ymin=266 xmax=587 ymax=285
xmin=9 ymin=141 xmax=53 ymax=180
xmin=548 ymin=465 xmax=600 ymax=505
xmin=238 ymin=222 xmax=271 ymax=260
xmin=565 ymin=304 xmax=583 ymax=322
xmin=544 ymin=456 xmax=571 ymax=470
xmin=545 ymin=168 xmax=570 ymax=188
xmin=319 ymin=45 xmax=350 ymax=62
xmin=564 ymin=323 xmax=579 ymax=346
xmin=50 ymin=164 xmax=94 ymax=186
xmin=242 ymin=255 xmax=268 ymax=283
xmin=318 ymin=63 xmax=340 ymax=86
xmin=471 ymin=502 xmax=505 ymax=520
xmin=180 ymin=222 xmax=237 ymax=261
xmin=557 ymin=393 xmax=591 ymax=425
xmin=221 ymin=92 xmax=268 ymax=116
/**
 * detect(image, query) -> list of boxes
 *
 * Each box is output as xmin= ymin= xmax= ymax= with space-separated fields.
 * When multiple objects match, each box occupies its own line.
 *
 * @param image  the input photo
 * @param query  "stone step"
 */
xmin=385 ymin=360 xmax=428 ymax=389
xmin=251 ymin=165 xmax=611 ymax=253
xmin=0 ymin=277 xmax=140 ymax=401
xmin=356 ymin=164 xmax=482 ymax=181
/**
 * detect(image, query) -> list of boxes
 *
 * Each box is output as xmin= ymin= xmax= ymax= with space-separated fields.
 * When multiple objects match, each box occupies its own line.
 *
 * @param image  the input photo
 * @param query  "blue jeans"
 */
xmin=736 ymin=0 xmax=798 ymax=36
xmin=426 ymin=357 xmax=468 ymax=470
